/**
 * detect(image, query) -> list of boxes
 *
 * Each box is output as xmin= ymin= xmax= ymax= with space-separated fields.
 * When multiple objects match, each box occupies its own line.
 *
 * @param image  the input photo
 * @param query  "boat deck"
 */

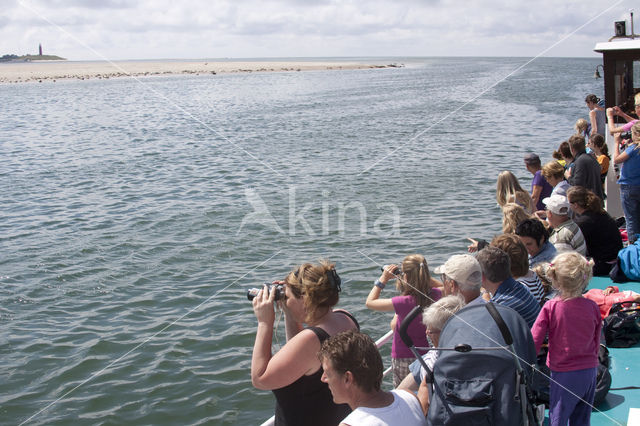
xmin=587 ymin=276 xmax=640 ymax=426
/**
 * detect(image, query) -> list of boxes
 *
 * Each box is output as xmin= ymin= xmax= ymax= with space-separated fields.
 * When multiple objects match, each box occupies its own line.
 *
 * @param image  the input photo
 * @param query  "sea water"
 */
xmin=0 ymin=57 xmax=604 ymax=425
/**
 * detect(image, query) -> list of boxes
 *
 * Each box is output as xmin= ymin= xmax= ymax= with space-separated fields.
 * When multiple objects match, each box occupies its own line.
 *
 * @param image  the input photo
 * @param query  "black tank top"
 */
xmin=272 ymin=311 xmax=359 ymax=426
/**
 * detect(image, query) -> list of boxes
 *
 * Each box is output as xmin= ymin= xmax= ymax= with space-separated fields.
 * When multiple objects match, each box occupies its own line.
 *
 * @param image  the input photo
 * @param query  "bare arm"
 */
xmin=365 ymin=266 xmax=397 ymax=311
xmin=530 ymin=185 xmax=542 ymax=210
xmin=251 ymin=287 xmax=320 ymax=390
xmin=397 ymin=372 xmax=419 ymax=392
xmin=589 ymin=109 xmax=598 ymax=136
xmin=614 ymin=106 xmax=636 ymax=123
xmin=607 ymin=108 xmax=634 ymax=134
xmin=417 ymin=378 xmax=430 ymax=415
xmin=613 ymin=138 xmax=630 ymax=165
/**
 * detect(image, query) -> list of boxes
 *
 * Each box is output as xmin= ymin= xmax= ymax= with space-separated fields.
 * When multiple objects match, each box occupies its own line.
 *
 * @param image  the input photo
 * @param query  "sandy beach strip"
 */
xmin=0 ymin=60 xmax=396 ymax=83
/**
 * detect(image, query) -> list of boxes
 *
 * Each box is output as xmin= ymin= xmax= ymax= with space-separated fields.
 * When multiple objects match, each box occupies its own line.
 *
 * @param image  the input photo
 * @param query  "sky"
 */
xmin=0 ymin=0 xmax=636 ymax=60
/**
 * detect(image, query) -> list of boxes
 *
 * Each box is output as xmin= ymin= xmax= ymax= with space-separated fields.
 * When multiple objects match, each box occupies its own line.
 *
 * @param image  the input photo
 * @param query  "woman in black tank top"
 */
xmin=251 ymin=260 xmax=359 ymax=426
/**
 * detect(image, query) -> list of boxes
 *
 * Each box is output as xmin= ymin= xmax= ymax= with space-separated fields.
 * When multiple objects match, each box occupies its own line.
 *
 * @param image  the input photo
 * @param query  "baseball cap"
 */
xmin=434 ymin=254 xmax=482 ymax=288
xmin=524 ymin=153 xmax=541 ymax=166
xmin=543 ymin=194 xmax=570 ymax=215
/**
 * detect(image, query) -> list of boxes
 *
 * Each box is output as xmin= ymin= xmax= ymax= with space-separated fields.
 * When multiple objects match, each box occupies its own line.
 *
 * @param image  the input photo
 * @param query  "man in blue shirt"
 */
xmin=476 ymin=246 xmax=541 ymax=327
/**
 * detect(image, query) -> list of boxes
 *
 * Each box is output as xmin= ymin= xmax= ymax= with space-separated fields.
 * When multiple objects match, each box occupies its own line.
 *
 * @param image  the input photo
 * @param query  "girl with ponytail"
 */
xmin=366 ymin=254 xmax=441 ymax=386
xmin=531 ymin=252 xmax=601 ymax=426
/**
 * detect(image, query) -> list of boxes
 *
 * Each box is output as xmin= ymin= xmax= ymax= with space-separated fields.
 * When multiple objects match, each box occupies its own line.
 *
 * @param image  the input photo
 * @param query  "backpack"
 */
xmin=616 ymin=239 xmax=640 ymax=282
xmin=535 ymin=344 xmax=611 ymax=406
xmin=603 ymin=302 xmax=640 ymax=348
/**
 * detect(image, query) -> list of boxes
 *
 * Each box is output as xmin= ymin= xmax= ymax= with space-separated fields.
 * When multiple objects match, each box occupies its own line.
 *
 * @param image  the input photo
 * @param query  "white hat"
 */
xmin=543 ymin=194 xmax=570 ymax=215
xmin=434 ymin=254 xmax=482 ymax=288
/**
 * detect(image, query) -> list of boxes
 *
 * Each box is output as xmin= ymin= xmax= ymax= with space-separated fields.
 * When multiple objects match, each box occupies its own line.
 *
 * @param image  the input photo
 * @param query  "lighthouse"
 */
xmin=39 ymin=43 xmax=42 ymax=56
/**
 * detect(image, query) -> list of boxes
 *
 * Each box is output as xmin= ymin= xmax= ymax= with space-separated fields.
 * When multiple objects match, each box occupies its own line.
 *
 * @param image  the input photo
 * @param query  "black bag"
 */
xmin=609 ymin=258 xmax=629 ymax=283
xmin=594 ymin=345 xmax=612 ymax=405
xmin=534 ymin=344 xmax=611 ymax=407
xmin=603 ymin=302 xmax=640 ymax=348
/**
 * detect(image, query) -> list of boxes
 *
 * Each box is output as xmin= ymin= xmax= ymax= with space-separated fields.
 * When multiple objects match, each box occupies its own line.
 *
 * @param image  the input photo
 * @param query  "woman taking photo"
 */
xmin=252 ymin=260 xmax=359 ymax=425
xmin=614 ymin=121 xmax=640 ymax=244
xmin=365 ymin=254 xmax=440 ymax=387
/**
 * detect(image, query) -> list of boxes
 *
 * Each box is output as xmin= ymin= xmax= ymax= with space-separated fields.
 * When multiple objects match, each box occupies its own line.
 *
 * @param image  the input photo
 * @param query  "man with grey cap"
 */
xmin=524 ymin=153 xmax=553 ymax=211
xmin=434 ymin=254 xmax=485 ymax=307
xmin=543 ymin=193 xmax=587 ymax=256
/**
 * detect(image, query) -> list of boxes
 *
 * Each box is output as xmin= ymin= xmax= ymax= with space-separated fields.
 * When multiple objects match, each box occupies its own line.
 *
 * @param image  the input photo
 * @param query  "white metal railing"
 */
xmin=260 ymin=329 xmax=395 ymax=426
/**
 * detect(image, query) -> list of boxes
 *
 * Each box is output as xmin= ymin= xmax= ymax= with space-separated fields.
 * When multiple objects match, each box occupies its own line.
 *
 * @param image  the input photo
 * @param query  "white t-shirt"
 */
xmin=340 ymin=390 xmax=426 ymax=426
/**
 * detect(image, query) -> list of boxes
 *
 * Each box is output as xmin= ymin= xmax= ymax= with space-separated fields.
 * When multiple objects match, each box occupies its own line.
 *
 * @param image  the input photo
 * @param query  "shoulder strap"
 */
xmin=307 ymin=326 xmax=330 ymax=342
xmin=333 ymin=309 xmax=360 ymax=330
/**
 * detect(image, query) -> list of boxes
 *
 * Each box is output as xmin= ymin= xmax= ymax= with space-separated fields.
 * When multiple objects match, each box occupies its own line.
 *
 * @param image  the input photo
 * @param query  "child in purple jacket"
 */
xmin=531 ymin=252 xmax=602 ymax=426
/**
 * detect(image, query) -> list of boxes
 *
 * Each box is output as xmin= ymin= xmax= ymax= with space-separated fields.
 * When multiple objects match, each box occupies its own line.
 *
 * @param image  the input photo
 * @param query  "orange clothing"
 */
xmin=597 ymin=154 xmax=609 ymax=176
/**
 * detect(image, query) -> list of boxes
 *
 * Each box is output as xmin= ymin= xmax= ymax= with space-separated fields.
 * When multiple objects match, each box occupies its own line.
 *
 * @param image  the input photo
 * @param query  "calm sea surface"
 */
xmin=1 ymin=57 xmax=604 ymax=425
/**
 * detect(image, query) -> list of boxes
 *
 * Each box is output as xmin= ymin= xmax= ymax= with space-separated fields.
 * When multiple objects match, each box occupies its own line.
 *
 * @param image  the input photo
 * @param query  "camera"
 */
xmin=381 ymin=265 xmax=402 ymax=275
xmin=247 ymin=282 xmax=285 ymax=301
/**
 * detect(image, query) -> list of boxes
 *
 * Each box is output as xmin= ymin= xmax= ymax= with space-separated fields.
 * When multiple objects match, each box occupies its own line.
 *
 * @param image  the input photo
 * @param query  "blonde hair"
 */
xmin=502 ymin=203 xmax=532 ymax=234
xmin=541 ymin=160 xmax=565 ymax=181
xmin=286 ymin=260 xmax=341 ymax=323
xmin=574 ymin=118 xmax=588 ymax=133
xmin=397 ymin=254 xmax=433 ymax=308
xmin=631 ymin=121 xmax=640 ymax=148
xmin=547 ymin=252 xmax=592 ymax=299
xmin=496 ymin=171 xmax=533 ymax=213
xmin=532 ymin=262 xmax=552 ymax=297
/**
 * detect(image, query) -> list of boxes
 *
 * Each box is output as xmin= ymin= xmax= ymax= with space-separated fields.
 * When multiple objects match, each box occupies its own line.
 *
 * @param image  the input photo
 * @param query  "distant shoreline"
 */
xmin=0 ymin=60 xmax=400 ymax=84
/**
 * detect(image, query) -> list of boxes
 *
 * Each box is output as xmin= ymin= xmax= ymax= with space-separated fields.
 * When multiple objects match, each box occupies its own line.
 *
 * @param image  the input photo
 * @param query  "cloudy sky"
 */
xmin=0 ymin=0 xmax=635 ymax=60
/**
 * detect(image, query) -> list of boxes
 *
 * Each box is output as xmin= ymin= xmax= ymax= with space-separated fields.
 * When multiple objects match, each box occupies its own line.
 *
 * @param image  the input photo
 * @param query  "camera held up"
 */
xmin=247 ymin=282 xmax=285 ymax=301
xmin=380 ymin=264 xmax=402 ymax=276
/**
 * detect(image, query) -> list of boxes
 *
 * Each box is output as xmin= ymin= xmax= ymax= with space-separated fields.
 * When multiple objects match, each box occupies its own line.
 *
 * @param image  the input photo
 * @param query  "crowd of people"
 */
xmin=249 ymin=92 xmax=640 ymax=425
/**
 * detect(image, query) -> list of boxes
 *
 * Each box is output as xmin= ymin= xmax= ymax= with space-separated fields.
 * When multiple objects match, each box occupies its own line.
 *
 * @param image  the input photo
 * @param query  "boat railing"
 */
xmin=259 ymin=329 xmax=395 ymax=426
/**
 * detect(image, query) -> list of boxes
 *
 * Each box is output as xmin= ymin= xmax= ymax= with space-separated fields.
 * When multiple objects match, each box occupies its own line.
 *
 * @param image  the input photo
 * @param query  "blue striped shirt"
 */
xmin=491 ymin=277 xmax=541 ymax=328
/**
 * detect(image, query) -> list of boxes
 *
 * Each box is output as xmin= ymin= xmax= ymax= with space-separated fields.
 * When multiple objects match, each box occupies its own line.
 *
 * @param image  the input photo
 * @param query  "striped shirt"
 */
xmin=491 ymin=277 xmax=541 ymax=328
xmin=549 ymin=219 xmax=587 ymax=256
xmin=516 ymin=270 xmax=545 ymax=304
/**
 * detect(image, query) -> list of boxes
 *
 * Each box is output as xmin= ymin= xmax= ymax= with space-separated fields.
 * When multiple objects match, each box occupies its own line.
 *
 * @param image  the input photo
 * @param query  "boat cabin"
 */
xmin=594 ymin=17 xmax=640 ymax=218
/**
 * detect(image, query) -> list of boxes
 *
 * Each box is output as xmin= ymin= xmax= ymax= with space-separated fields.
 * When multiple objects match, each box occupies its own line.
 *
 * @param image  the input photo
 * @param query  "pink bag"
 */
xmin=584 ymin=287 xmax=638 ymax=319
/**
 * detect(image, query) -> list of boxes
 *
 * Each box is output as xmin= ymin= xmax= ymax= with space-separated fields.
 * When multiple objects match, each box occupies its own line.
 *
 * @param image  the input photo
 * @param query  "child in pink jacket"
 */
xmin=531 ymin=253 xmax=602 ymax=426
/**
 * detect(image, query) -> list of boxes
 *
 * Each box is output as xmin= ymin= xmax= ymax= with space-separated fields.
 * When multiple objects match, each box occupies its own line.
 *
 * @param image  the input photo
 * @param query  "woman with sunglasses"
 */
xmin=251 ymin=260 xmax=359 ymax=426
xmin=365 ymin=254 xmax=440 ymax=387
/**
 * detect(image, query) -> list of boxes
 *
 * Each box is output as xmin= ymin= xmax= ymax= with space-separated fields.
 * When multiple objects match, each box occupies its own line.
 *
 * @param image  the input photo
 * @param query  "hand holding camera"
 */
xmin=379 ymin=264 xmax=402 ymax=285
xmin=247 ymin=282 xmax=285 ymax=301
xmin=251 ymin=283 xmax=281 ymax=324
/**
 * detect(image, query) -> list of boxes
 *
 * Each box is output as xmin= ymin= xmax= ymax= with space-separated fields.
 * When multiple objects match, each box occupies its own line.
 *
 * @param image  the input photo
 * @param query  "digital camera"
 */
xmin=247 ymin=282 xmax=285 ymax=301
xmin=381 ymin=265 xmax=402 ymax=275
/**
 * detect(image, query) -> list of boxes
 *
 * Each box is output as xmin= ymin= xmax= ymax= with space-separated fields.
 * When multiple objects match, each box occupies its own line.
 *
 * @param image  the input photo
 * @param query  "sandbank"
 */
xmin=0 ymin=60 xmax=396 ymax=84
